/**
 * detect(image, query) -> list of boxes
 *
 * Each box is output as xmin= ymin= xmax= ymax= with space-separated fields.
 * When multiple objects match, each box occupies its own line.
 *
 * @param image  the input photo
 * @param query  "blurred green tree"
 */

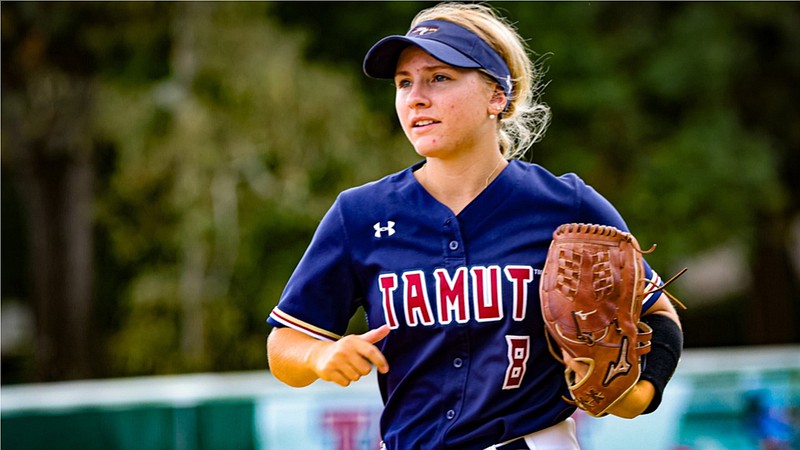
xmin=92 ymin=3 xmax=415 ymax=375
xmin=2 ymin=1 xmax=117 ymax=381
xmin=2 ymin=2 xmax=415 ymax=381
xmin=2 ymin=2 xmax=798 ymax=384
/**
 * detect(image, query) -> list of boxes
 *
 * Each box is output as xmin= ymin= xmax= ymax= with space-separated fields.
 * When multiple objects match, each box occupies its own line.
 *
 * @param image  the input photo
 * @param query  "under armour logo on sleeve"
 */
xmin=374 ymin=221 xmax=396 ymax=238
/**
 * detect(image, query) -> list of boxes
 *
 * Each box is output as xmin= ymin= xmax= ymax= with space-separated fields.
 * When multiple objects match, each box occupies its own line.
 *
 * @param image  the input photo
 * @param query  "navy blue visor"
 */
xmin=363 ymin=20 xmax=513 ymax=99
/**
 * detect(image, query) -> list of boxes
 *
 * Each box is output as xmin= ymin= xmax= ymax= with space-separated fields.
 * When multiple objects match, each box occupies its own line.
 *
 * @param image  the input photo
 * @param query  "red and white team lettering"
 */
xmin=379 ymin=274 xmax=399 ymax=329
xmin=434 ymin=267 xmax=469 ymax=324
xmin=402 ymin=271 xmax=435 ymax=326
xmin=379 ymin=265 xmax=536 ymax=329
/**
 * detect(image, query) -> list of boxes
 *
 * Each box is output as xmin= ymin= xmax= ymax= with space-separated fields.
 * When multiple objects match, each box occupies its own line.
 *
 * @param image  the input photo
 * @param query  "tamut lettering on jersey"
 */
xmin=378 ymin=264 xmax=541 ymax=329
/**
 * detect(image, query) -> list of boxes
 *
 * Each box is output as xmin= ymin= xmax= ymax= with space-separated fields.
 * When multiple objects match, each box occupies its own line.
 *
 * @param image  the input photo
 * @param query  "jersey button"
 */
xmin=449 ymin=240 xmax=459 ymax=251
xmin=453 ymin=358 xmax=463 ymax=368
xmin=446 ymin=409 xmax=456 ymax=420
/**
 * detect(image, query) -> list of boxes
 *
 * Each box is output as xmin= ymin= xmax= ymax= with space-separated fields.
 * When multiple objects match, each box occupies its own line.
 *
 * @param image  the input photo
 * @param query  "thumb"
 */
xmin=360 ymin=324 xmax=391 ymax=344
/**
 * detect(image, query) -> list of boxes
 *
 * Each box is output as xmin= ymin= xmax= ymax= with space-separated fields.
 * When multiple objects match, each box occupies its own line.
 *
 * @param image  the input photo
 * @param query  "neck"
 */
xmin=416 ymin=153 xmax=508 ymax=214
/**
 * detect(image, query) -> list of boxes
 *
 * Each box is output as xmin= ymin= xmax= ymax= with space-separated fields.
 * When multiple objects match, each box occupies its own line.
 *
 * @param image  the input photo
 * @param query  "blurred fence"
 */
xmin=2 ymin=346 xmax=798 ymax=450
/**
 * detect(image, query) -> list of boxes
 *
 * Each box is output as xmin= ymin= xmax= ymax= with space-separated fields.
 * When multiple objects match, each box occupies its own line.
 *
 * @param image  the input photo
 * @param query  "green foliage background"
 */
xmin=2 ymin=2 xmax=798 ymax=383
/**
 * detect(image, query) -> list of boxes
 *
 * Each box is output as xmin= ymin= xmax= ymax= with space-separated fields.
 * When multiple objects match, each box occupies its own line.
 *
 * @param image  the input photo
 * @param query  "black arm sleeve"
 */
xmin=640 ymin=313 xmax=683 ymax=414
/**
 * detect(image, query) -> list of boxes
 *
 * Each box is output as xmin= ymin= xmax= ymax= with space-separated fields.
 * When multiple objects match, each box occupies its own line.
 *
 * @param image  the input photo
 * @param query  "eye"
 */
xmin=395 ymin=78 xmax=412 ymax=89
xmin=432 ymin=74 xmax=450 ymax=83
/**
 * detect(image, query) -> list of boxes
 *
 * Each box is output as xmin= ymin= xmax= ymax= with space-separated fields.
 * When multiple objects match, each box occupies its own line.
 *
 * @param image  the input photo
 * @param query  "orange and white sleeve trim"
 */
xmin=642 ymin=270 xmax=664 ymax=308
xmin=269 ymin=308 xmax=343 ymax=342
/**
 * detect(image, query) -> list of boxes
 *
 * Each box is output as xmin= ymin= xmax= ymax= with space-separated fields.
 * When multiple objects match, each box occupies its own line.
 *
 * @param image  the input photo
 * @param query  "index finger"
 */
xmin=360 ymin=324 xmax=391 ymax=344
xmin=359 ymin=339 xmax=389 ymax=374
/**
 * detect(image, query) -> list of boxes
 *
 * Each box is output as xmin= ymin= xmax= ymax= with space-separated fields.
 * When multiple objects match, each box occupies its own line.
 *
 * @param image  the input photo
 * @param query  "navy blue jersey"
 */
xmin=268 ymin=159 xmax=664 ymax=449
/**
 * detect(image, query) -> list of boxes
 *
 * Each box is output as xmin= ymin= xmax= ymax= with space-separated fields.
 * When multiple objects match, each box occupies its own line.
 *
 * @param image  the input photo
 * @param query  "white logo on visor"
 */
xmin=411 ymin=26 xmax=439 ymax=36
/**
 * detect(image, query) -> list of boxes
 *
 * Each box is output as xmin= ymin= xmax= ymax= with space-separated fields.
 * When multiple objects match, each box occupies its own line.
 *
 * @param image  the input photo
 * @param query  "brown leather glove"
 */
xmin=540 ymin=223 xmax=655 ymax=417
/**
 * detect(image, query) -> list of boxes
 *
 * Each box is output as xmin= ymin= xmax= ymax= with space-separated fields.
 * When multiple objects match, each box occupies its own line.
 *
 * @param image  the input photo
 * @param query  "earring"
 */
xmin=489 ymin=114 xmax=497 ymax=120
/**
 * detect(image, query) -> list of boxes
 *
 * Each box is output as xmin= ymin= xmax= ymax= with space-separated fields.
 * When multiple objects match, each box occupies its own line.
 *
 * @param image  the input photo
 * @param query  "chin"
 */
xmin=412 ymin=141 xmax=449 ymax=159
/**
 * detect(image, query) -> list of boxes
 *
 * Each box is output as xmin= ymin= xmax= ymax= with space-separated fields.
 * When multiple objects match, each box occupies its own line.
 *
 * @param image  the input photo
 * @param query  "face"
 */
xmin=394 ymin=46 xmax=504 ymax=160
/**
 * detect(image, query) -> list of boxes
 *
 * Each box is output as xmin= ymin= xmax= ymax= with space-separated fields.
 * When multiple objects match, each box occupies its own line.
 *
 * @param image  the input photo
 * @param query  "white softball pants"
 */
xmin=486 ymin=417 xmax=580 ymax=450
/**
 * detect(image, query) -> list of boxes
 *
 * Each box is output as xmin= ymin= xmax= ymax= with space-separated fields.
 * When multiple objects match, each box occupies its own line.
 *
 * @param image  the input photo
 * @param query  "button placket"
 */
xmin=440 ymin=216 xmax=466 ymax=432
xmin=443 ymin=216 xmax=464 ymax=258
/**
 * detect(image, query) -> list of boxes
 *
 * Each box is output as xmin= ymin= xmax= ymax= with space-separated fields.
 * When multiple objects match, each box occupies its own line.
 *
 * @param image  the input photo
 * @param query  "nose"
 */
xmin=405 ymin=82 xmax=430 ymax=110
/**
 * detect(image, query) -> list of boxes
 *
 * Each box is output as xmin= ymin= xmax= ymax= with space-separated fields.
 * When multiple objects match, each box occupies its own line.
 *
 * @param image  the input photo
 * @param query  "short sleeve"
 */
xmin=267 ymin=197 xmax=362 ymax=340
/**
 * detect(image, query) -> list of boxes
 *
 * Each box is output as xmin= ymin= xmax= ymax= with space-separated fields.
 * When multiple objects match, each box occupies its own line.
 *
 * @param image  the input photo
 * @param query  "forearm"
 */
xmin=267 ymin=324 xmax=391 ymax=388
xmin=267 ymin=327 xmax=326 ymax=387
xmin=609 ymin=295 xmax=684 ymax=418
xmin=638 ymin=312 xmax=683 ymax=414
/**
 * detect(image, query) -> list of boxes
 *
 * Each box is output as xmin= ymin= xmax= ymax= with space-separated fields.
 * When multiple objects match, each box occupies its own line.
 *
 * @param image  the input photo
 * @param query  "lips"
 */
xmin=412 ymin=118 xmax=439 ymax=128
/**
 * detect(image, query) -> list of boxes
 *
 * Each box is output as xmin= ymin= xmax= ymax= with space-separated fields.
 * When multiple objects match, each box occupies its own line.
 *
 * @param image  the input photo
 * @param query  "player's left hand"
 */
xmin=562 ymin=350 xmax=654 ymax=419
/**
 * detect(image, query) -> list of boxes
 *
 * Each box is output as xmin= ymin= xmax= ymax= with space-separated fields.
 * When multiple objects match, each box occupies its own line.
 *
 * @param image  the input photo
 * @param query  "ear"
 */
xmin=488 ymin=85 xmax=507 ymax=114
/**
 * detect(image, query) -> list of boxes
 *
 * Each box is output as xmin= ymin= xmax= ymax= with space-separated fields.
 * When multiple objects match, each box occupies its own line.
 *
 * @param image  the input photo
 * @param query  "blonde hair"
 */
xmin=411 ymin=2 xmax=550 ymax=159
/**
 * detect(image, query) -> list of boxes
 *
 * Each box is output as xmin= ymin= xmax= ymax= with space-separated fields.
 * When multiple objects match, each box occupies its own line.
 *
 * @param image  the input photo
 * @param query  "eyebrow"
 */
xmin=394 ymin=64 xmax=460 ymax=78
